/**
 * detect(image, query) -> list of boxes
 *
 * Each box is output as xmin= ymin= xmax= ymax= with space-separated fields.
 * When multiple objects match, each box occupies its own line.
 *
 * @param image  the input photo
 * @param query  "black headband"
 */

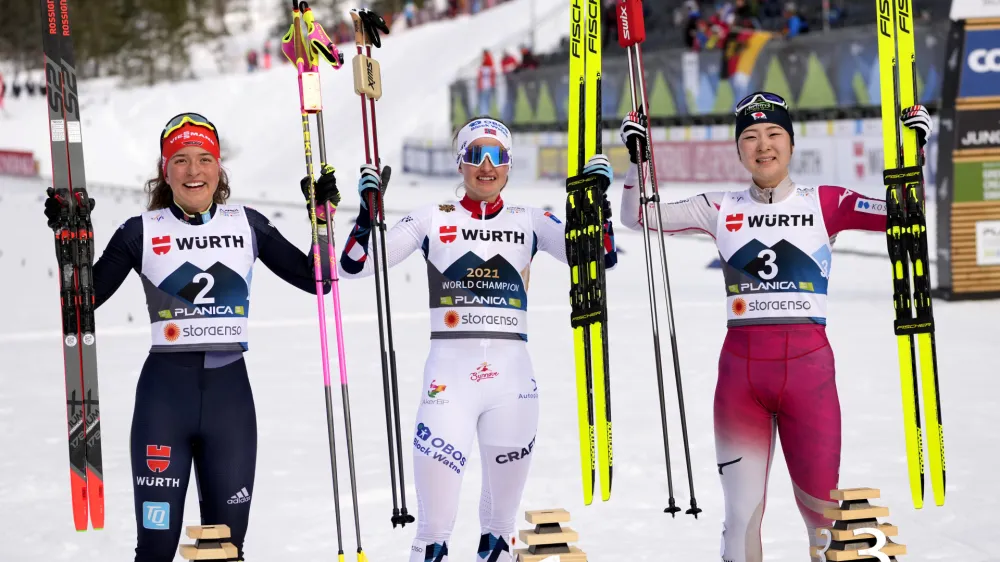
xmin=735 ymin=102 xmax=794 ymax=145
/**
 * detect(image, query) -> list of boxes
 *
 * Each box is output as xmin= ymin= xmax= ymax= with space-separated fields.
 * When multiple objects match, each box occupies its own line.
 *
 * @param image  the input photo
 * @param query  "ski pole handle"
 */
xmin=380 ymin=164 xmax=392 ymax=192
xmin=302 ymin=2 xmax=345 ymax=68
xmin=617 ymin=0 xmax=647 ymax=48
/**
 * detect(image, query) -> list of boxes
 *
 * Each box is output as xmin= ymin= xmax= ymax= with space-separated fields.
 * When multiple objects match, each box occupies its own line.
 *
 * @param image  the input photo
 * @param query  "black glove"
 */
xmin=300 ymin=165 xmax=341 ymax=224
xmin=620 ymin=109 xmax=649 ymax=164
xmin=601 ymin=191 xmax=613 ymax=221
xmin=44 ymin=188 xmax=95 ymax=230
xmin=357 ymin=9 xmax=390 ymax=48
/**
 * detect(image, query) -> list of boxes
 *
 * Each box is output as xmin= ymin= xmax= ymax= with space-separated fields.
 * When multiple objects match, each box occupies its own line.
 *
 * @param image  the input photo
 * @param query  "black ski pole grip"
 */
xmin=380 ymin=164 xmax=392 ymax=193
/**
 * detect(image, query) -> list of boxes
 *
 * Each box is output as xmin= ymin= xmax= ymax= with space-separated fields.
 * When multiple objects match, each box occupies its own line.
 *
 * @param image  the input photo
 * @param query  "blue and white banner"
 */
xmin=951 ymin=0 xmax=1000 ymax=20
xmin=959 ymin=28 xmax=1000 ymax=99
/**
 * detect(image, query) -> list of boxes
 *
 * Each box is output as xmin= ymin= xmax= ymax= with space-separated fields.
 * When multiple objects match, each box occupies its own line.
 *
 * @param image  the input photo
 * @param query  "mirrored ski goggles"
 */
xmin=734 ymin=92 xmax=788 ymax=115
xmin=459 ymin=145 xmax=511 ymax=167
xmin=160 ymin=113 xmax=218 ymax=147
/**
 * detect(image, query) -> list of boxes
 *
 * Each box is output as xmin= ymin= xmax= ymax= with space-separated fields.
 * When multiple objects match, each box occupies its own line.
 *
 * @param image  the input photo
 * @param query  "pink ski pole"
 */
xmin=281 ymin=2 xmax=368 ymax=560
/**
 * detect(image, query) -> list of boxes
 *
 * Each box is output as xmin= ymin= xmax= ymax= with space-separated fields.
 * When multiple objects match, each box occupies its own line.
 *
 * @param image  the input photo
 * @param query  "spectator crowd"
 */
xmin=475 ymin=45 xmax=541 ymax=114
xmin=0 ymin=70 xmax=45 ymax=109
xmin=680 ymin=0 xmax=811 ymax=53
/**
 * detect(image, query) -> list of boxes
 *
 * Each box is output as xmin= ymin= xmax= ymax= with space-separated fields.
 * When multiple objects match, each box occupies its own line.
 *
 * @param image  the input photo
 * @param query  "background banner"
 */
xmin=956 ymin=107 xmax=1000 ymax=149
xmin=0 ymin=150 xmax=38 ymax=178
xmin=450 ymin=23 xmax=949 ymax=130
xmin=951 ymin=0 xmax=1000 ymax=22
xmin=958 ymin=27 xmax=1000 ymax=100
xmin=527 ymin=119 xmax=937 ymax=197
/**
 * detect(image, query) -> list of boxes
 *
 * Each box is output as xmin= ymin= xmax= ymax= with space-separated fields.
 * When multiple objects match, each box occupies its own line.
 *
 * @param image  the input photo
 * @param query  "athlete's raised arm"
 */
xmin=339 ymin=164 xmax=429 ymax=278
xmin=618 ymin=112 xmax=723 ymax=238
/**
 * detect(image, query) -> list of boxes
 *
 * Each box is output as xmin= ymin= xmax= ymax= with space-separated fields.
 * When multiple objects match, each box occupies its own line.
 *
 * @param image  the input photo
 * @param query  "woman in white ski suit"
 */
xmin=338 ymin=117 xmax=617 ymax=562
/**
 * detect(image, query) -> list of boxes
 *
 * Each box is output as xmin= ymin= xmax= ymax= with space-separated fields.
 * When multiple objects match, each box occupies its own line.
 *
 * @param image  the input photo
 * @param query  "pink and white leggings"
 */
xmin=715 ymin=324 xmax=841 ymax=562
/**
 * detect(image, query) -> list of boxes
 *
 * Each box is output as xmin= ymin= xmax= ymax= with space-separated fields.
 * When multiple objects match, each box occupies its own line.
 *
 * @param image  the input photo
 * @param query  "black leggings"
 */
xmin=130 ymin=352 xmax=257 ymax=562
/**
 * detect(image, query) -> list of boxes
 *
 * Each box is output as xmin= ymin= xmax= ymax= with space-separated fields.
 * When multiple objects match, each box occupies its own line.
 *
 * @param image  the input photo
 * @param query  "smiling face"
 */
xmin=461 ymin=137 xmax=509 ymax=202
xmin=164 ymin=146 xmax=220 ymax=213
xmin=737 ymin=123 xmax=793 ymax=188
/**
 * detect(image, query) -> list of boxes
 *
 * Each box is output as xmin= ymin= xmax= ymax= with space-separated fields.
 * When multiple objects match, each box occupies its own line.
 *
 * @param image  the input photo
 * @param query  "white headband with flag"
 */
xmin=455 ymin=118 xmax=513 ymax=163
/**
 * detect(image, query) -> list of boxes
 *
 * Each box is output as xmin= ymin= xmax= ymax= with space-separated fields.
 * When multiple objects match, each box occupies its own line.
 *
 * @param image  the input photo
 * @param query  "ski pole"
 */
xmin=281 ymin=1 xmax=352 ymax=555
xmin=364 ymin=10 xmax=411 ymax=527
xmin=618 ymin=0 xmax=700 ymax=518
xmin=349 ymin=8 xmax=414 ymax=528
xmin=618 ymin=2 xmax=676 ymax=516
xmin=298 ymin=2 xmax=373 ymax=555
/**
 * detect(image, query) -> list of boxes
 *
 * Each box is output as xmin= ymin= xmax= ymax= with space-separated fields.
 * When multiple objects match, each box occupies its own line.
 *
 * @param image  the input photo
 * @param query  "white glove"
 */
xmin=900 ymin=105 xmax=931 ymax=147
xmin=582 ymin=154 xmax=613 ymax=187
xmin=620 ymin=110 xmax=648 ymax=163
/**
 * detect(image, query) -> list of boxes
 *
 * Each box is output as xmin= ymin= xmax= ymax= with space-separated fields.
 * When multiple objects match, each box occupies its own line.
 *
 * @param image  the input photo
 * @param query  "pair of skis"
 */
xmin=40 ymin=0 xmax=104 ymax=532
xmin=566 ymin=0 xmax=701 ymax=518
xmin=615 ymin=0 xmax=700 ymax=518
xmin=874 ymin=0 xmax=946 ymax=508
xmin=565 ymin=0 xmax=612 ymax=506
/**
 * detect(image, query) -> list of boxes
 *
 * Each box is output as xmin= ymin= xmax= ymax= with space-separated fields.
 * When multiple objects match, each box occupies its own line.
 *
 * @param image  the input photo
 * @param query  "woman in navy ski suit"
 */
xmin=43 ymin=113 xmax=340 ymax=562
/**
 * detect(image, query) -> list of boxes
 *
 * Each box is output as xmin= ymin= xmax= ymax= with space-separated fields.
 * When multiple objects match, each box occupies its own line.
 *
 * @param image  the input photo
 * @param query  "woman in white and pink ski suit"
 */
xmin=617 ymin=92 xmax=932 ymax=562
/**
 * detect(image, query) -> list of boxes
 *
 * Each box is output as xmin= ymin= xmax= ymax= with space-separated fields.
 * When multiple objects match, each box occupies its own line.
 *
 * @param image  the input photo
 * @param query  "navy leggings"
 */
xmin=130 ymin=352 xmax=257 ymax=562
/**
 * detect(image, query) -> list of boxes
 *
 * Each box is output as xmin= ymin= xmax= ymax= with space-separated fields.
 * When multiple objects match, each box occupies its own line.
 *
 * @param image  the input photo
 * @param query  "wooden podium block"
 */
xmin=820 ymin=523 xmax=899 ymax=541
xmin=179 ymin=525 xmax=239 ymax=560
xmin=831 ymin=488 xmax=881 ymax=501
xmin=519 ymin=527 xmax=579 ymax=546
xmin=811 ymin=540 xmax=906 ymax=560
xmin=824 ymin=506 xmax=890 ymax=521
xmin=186 ymin=525 xmax=231 ymax=540
xmin=814 ymin=488 xmax=906 ymax=560
xmin=526 ymin=508 xmax=571 ymax=525
xmin=515 ymin=508 xmax=587 ymax=562
xmin=515 ymin=545 xmax=588 ymax=562
xmin=179 ymin=541 xmax=238 ymax=560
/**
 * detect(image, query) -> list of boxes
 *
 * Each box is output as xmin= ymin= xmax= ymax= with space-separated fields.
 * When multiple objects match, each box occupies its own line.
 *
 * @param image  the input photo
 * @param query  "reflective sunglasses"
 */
xmin=734 ymin=92 xmax=788 ymax=115
xmin=459 ymin=145 xmax=511 ymax=167
xmin=160 ymin=113 xmax=219 ymax=148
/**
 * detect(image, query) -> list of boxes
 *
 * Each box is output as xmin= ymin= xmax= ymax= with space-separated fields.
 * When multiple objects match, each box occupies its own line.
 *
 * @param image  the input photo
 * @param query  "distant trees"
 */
xmin=0 ymin=0 xmax=257 ymax=85
xmin=0 ymin=0 xmax=429 ymax=86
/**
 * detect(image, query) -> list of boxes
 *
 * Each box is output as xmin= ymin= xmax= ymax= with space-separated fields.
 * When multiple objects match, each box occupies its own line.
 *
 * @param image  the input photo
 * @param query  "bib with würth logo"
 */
xmin=715 ymin=187 xmax=832 ymax=326
xmin=426 ymin=203 xmax=535 ymax=341
xmin=140 ymin=206 xmax=254 ymax=351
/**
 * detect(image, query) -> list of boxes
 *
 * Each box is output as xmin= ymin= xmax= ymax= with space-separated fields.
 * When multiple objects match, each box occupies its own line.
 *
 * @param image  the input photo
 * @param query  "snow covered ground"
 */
xmin=1 ymin=171 xmax=997 ymax=561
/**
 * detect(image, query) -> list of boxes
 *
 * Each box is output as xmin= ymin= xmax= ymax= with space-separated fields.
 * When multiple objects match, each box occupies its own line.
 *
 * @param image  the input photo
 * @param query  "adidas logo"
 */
xmin=227 ymin=487 xmax=251 ymax=505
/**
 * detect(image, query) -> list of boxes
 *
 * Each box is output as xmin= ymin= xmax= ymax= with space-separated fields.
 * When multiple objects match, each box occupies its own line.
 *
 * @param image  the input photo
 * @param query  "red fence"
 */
xmin=0 ymin=150 xmax=38 ymax=178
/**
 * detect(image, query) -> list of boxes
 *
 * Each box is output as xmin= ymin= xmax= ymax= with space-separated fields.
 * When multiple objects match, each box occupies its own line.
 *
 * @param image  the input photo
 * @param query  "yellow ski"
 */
xmin=566 ymin=0 xmax=611 ymax=505
xmin=875 ymin=0 xmax=945 ymax=508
